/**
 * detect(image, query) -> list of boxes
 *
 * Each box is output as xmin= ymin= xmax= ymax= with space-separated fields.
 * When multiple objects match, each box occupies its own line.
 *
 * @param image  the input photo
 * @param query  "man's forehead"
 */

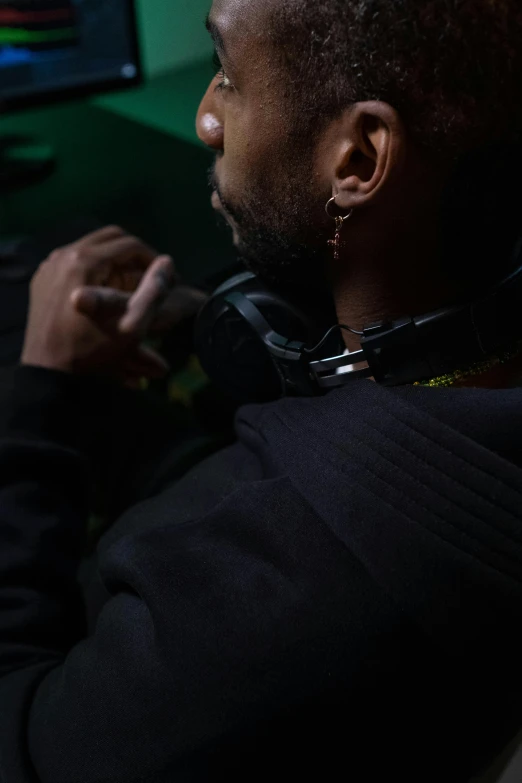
xmin=209 ymin=0 xmax=274 ymax=38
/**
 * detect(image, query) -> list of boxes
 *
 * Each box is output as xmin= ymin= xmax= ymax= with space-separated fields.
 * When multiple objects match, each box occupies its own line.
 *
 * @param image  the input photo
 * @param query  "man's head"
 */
xmin=197 ymin=0 xmax=522 ymax=315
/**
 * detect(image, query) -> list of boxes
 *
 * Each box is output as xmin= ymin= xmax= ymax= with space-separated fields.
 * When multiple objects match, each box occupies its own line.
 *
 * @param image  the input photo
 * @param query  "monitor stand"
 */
xmin=0 ymin=135 xmax=56 ymax=192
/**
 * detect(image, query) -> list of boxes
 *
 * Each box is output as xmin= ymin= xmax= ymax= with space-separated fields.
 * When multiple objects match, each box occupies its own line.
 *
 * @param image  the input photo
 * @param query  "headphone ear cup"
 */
xmin=195 ymin=300 xmax=284 ymax=404
xmin=195 ymin=272 xmax=325 ymax=404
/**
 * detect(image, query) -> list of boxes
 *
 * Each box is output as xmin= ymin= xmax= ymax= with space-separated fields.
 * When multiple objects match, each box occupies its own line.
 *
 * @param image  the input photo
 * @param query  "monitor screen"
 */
xmin=0 ymin=0 xmax=141 ymax=111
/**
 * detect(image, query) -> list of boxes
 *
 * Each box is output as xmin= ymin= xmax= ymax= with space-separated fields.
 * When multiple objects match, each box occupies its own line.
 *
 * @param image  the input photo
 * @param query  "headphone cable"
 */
xmin=303 ymin=323 xmax=364 ymax=355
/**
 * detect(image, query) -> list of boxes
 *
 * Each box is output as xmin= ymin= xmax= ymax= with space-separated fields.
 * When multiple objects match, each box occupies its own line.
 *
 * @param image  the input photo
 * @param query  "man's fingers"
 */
xmin=120 ymin=346 xmax=171 ymax=380
xmin=76 ymin=225 xmax=126 ymax=246
xmin=71 ymin=286 xmax=130 ymax=319
xmin=71 ymin=283 xmax=171 ymax=379
xmin=119 ymin=255 xmax=177 ymax=336
xmin=136 ymin=344 xmax=171 ymax=374
xmin=90 ymin=236 xmax=159 ymax=269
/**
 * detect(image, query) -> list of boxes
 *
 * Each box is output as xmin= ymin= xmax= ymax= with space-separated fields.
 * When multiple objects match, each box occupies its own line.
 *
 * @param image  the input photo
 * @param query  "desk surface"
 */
xmin=0 ymin=100 xmax=234 ymax=286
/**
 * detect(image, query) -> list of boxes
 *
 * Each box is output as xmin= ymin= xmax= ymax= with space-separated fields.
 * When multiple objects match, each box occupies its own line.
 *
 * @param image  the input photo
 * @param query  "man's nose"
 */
xmin=196 ymin=80 xmax=225 ymax=151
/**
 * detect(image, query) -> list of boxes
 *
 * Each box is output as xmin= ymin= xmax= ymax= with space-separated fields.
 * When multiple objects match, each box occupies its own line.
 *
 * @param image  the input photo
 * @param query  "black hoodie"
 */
xmin=1 ymin=365 xmax=522 ymax=783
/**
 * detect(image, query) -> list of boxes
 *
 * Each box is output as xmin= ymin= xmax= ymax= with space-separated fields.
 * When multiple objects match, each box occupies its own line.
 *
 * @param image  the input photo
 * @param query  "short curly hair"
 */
xmin=271 ymin=0 xmax=522 ymax=158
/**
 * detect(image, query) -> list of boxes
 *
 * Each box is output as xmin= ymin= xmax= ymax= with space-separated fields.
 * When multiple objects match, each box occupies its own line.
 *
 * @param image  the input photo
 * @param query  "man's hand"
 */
xmin=21 ymin=226 xmax=185 ymax=385
xmin=74 ymin=282 xmax=208 ymax=338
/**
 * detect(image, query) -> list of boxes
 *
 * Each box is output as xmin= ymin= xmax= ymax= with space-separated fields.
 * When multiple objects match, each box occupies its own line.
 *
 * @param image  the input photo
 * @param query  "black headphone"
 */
xmin=195 ymin=239 xmax=522 ymax=404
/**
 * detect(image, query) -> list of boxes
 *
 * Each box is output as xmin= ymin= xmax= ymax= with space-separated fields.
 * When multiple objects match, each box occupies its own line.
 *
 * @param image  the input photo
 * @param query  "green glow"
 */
xmin=134 ymin=0 xmax=212 ymax=77
xmin=0 ymin=26 xmax=76 ymax=44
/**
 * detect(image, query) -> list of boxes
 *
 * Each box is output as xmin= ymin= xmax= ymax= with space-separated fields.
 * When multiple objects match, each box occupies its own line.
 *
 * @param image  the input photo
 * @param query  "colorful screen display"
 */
xmin=0 ymin=1 xmax=140 ymax=107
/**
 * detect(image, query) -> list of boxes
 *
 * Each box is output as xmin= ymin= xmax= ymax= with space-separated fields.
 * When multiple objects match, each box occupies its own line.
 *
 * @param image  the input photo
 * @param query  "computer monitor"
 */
xmin=0 ymin=0 xmax=141 ymax=112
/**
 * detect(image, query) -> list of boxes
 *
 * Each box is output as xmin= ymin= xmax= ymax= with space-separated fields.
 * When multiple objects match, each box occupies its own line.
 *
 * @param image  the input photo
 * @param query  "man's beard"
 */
xmin=209 ymin=161 xmax=332 ymax=300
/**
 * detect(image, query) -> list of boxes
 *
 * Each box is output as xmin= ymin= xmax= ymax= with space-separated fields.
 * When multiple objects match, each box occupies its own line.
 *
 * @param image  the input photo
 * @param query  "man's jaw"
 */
xmin=207 ymin=163 xmax=331 ymax=296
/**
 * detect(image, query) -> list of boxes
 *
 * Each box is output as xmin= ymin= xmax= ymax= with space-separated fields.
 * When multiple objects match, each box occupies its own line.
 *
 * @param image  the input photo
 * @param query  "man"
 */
xmin=1 ymin=1 xmax=522 ymax=781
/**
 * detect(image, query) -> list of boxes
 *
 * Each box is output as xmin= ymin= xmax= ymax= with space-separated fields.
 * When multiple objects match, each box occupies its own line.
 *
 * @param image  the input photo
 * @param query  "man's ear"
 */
xmin=331 ymin=101 xmax=406 ymax=211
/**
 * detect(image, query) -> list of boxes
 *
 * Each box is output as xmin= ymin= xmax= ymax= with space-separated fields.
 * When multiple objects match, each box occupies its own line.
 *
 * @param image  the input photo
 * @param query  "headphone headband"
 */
xmin=195 ymin=243 xmax=522 ymax=403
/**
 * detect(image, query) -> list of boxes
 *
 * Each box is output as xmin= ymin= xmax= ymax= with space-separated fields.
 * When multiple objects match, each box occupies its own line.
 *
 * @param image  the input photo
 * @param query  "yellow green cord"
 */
xmin=414 ymin=342 xmax=522 ymax=388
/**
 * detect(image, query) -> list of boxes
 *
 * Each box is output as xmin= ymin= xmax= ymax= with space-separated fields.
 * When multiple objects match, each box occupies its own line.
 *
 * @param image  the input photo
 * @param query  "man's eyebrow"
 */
xmin=205 ymin=13 xmax=227 ymax=57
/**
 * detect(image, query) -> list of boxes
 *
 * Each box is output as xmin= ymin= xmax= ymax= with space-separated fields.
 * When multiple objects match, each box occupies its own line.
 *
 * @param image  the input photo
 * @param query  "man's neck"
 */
xmin=332 ymin=229 xmax=522 ymax=390
xmin=333 ymin=243 xmax=457 ymax=353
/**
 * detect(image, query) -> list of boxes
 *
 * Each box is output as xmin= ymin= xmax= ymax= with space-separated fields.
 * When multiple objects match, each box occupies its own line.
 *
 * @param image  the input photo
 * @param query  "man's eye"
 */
xmin=212 ymin=51 xmax=233 ymax=92
xmin=215 ymin=69 xmax=232 ymax=91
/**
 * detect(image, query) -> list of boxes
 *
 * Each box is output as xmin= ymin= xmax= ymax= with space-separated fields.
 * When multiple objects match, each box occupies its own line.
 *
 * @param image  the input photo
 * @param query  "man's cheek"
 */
xmin=216 ymin=158 xmax=247 ymax=214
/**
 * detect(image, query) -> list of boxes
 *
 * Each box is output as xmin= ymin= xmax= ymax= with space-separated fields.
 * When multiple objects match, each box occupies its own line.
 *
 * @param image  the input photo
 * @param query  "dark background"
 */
xmin=0 ymin=100 xmax=234 ymax=286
